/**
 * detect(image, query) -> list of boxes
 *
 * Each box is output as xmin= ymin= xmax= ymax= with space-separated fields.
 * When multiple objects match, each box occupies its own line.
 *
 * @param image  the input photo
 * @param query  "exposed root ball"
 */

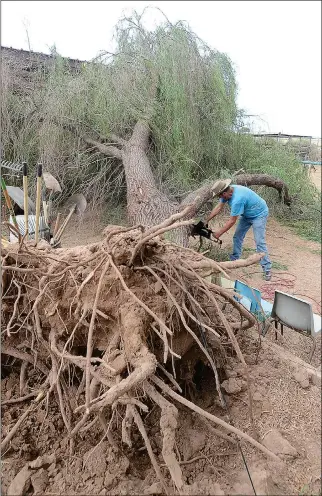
xmin=1 ymin=218 xmax=278 ymax=492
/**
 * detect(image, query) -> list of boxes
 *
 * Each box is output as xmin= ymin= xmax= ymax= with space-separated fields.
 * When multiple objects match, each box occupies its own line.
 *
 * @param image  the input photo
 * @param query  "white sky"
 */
xmin=1 ymin=0 xmax=321 ymax=137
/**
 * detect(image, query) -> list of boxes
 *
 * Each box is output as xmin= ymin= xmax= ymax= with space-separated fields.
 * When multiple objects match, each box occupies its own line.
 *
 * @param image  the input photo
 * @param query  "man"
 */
xmin=206 ymin=179 xmax=272 ymax=281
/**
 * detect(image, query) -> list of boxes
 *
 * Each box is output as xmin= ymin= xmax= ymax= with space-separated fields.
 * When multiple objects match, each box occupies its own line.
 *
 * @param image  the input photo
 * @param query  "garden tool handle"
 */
xmin=1 ymin=176 xmax=19 ymax=231
xmin=22 ymin=162 xmax=28 ymax=239
xmin=53 ymin=204 xmax=76 ymax=243
xmin=53 ymin=212 xmax=62 ymax=236
xmin=35 ymin=163 xmax=42 ymax=244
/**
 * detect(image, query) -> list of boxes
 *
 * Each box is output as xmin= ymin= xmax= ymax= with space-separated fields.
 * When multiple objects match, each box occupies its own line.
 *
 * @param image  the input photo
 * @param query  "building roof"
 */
xmin=253 ymin=133 xmax=313 ymax=139
xmin=1 ymin=45 xmax=86 ymax=67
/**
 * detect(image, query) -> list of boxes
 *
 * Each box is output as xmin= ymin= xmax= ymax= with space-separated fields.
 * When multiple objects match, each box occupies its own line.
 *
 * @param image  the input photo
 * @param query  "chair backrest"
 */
xmin=234 ymin=280 xmax=262 ymax=313
xmin=220 ymin=277 xmax=235 ymax=290
xmin=271 ymin=290 xmax=314 ymax=334
xmin=9 ymin=215 xmax=48 ymax=241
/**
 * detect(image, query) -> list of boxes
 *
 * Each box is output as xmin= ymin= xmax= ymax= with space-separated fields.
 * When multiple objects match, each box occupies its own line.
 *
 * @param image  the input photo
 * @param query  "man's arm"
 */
xmin=206 ymin=202 xmax=224 ymax=223
xmin=214 ymin=215 xmax=238 ymax=239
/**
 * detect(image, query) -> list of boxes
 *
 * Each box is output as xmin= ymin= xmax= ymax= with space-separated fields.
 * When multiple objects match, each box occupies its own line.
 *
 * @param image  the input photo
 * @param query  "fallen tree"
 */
xmin=63 ymin=121 xmax=292 ymax=242
xmin=1 ymin=213 xmax=281 ymax=494
xmin=2 ymin=12 xmax=293 ymax=247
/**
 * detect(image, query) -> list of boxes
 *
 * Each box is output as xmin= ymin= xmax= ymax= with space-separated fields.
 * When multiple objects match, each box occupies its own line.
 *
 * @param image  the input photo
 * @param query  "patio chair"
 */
xmin=270 ymin=290 xmax=321 ymax=363
xmin=234 ymin=280 xmax=273 ymax=321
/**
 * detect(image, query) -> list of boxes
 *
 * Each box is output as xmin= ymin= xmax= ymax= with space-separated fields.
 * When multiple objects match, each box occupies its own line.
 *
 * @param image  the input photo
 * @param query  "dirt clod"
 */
xmin=31 ymin=468 xmax=49 ymax=495
xmin=231 ymin=464 xmax=283 ymax=496
xmin=83 ymin=442 xmax=108 ymax=477
xmin=293 ymin=369 xmax=310 ymax=389
xmin=144 ymin=481 xmax=164 ymax=495
xmin=221 ymin=378 xmax=242 ymax=394
xmin=182 ymin=428 xmax=207 ymax=460
xmin=262 ymin=429 xmax=298 ymax=459
xmin=185 ymin=478 xmax=224 ymax=495
xmin=7 ymin=465 xmax=32 ymax=496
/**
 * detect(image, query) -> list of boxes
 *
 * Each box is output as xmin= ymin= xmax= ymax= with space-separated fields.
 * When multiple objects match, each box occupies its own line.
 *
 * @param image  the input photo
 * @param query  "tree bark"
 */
xmin=121 ymin=121 xmax=179 ymax=226
xmin=180 ymin=173 xmax=291 ymax=210
xmin=234 ymin=173 xmax=291 ymax=205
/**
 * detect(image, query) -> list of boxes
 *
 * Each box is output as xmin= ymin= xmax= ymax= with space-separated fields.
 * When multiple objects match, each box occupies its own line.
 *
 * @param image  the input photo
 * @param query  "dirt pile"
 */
xmin=2 ymin=214 xmax=320 ymax=495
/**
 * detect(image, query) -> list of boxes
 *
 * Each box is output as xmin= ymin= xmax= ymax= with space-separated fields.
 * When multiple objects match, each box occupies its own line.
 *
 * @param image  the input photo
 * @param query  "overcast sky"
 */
xmin=2 ymin=1 xmax=321 ymax=137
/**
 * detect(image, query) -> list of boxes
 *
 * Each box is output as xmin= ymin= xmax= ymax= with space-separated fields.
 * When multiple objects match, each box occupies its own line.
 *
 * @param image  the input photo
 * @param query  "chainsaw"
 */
xmin=191 ymin=220 xmax=222 ymax=245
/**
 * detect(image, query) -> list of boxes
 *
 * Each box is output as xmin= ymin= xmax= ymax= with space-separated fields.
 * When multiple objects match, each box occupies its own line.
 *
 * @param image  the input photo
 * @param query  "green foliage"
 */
xmin=224 ymin=136 xmax=321 ymax=243
xmin=1 ymin=11 xmax=237 ymax=200
xmin=271 ymin=261 xmax=288 ymax=270
xmin=243 ymin=247 xmax=256 ymax=253
xmin=310 ymin=248 xmax=322 ymax=255
xmin=203 ymin=245 xmax=231 ymax=263
xmin=285 ymin=218 xmax=321 ymax=242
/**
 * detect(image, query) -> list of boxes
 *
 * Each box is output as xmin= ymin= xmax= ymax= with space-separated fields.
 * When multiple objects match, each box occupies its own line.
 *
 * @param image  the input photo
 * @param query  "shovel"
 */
xmin=23 ymin=162 xmax=29 ymax=239
xmin=50 ymin=193 xmax=87 ymax=247
xmin=6 ymin=186 xmax=35 ymax=214
xmin=35 ymin=163 xmax=43 ymax=244
xmin=42 ymin=171 xmax=62 ymax=224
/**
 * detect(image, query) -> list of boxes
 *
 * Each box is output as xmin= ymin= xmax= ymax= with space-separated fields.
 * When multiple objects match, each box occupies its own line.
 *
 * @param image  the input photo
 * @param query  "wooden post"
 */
xmin=35 ymin=163 xmax=42 ymax=244
xmin=22 ymin=162 xmax=28 ymax=239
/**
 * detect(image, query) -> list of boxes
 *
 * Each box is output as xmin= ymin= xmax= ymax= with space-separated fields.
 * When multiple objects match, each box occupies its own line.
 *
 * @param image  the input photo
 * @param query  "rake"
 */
xmin=1 ymin=160 xmax=24 ymax=234
xmin=42 ymin=171 xmax=62 ymax=226
xmin=0 ymin=160 xmax=24 ymax=174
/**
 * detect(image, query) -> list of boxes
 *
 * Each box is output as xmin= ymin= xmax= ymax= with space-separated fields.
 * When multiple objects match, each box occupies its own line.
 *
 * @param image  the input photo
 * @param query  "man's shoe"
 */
xmin=264 ymin=271 xmax=271 ymax=281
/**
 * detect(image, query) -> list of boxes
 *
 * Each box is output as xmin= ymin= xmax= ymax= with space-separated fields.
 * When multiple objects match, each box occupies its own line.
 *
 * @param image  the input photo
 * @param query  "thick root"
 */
xmin=145 ymin=381 xmax=184 ymax=492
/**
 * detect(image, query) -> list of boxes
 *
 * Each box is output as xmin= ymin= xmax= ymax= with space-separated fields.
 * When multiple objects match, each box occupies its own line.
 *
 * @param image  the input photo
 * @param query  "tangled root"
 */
xmin=1 ymin=214 xmax=279 ymax=493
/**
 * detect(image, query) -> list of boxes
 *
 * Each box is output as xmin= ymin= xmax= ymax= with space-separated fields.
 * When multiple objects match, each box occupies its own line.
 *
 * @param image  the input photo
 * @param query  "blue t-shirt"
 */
xmin=220 ymin=185 xmax=268 ymax=219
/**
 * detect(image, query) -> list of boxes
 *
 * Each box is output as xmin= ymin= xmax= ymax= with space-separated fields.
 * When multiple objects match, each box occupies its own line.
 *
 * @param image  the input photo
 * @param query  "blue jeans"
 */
xmin=230 ymin=215 xmax=272 ymax=272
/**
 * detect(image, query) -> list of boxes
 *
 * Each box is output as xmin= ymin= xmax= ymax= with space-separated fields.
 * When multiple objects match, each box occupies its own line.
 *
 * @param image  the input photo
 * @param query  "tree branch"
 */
xmin=234 ymin=174 xmax=292 ymax=205
xmin=179 ymin=180 xmax=213 ymax=214
xmin=41 ymin=117 xmax=125 ymax=160
xmin=179 ymin=173 xmax=292 ymax=214
xmin=87 ymin=126 xmax=127 ymax=147
xmin=109 ymin=133 xmax=127 ymax=147
xmin=81 ymin=135 xmax=123 ymax=160
xmin=60 ymin=122 xmax=123 ymax=160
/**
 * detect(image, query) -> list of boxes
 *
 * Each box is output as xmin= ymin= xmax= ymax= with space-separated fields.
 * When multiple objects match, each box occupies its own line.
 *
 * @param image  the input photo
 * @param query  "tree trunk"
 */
xmin=180 ymin=173 xmax=292 ymax=211
xmin=234 ymin=173 xmax=291 ymax=205
xmin=121 ymin=121 xmax=178 ymax=226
